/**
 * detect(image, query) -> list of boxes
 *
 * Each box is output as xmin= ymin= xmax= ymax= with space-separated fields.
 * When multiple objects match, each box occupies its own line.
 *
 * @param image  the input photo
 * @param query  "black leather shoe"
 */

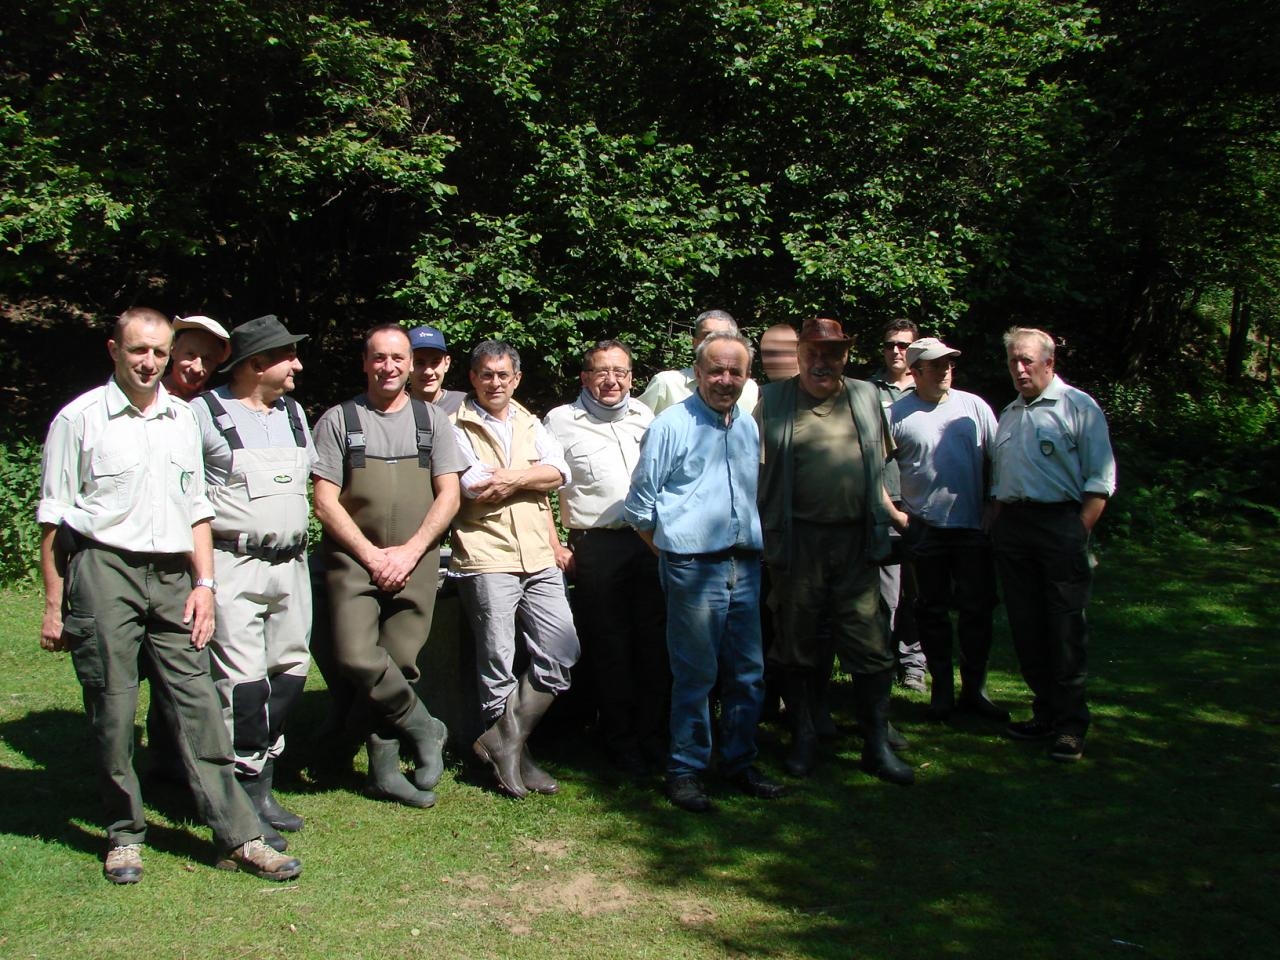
xmin=729 ymin=766 xmax=787 ymax=800
xmin=665 ymin=775 xmax=712 ymax=813
xmin=1007 ymin=717 xmax=1055 ymax=740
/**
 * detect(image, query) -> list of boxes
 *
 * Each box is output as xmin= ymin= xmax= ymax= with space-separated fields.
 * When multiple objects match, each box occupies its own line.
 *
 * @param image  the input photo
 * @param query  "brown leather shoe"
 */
xmin=104 ymin=843 xmax=143 ymax=884
xmin=217 ymin=838 xmax=302 ymax=881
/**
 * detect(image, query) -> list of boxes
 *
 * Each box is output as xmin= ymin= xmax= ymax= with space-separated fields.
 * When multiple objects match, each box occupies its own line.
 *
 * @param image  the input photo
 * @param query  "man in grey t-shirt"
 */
xmin=311 ymin=324 xmax=466 ymax=807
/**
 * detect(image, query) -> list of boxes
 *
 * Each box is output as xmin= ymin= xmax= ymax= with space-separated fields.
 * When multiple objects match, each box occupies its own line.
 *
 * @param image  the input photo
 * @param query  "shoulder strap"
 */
xmin=198 ymin=391 xmax=244 ymax=451
xmin=342 ymin=399 xmax=366 ymax=469
xmin=282 ymin=396 xmax=307 ymax=449
xmin=410 ymin=397 xmax=434 ymax=468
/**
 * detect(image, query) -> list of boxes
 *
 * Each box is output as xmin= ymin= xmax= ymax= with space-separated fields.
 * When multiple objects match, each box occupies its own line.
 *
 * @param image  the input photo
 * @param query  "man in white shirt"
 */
xmin=543 ymin=339 xmax=667 ymax=776
xmin=38 ymin=307 xmax=301 ymax=884
xmin=638 ymin=309 xmax=760 ymax=416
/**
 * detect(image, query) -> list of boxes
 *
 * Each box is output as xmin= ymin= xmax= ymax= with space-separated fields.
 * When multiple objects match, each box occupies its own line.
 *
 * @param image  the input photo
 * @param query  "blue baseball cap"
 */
xmin=409 ymin=325 xmax=448 ymax=352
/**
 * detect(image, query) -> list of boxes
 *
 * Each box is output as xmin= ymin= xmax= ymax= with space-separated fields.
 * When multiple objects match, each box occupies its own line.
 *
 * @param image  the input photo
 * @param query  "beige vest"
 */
xmin=451 ymin=400 xmax=555 ymax=574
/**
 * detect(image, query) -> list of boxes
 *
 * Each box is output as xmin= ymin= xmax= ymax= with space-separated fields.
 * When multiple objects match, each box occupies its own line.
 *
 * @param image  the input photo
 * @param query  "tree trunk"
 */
xmin=1225 ymin=283 xmax=1250 ymax=383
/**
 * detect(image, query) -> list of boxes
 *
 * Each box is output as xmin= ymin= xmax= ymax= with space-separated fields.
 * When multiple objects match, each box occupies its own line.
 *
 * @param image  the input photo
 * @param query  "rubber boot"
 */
xmin=256 ymin=759 xmax=304 ymax=832
xmin=237 ymin=774 xmax=289 ymax=851
xmin=473 ymin=690 xmax=527 ymax=798
xmin=365 ymin=734 xmax=436 ymax=808
xmin=853 ymin=671 xmax=915 ymax=786
xmin=927 ymin=661 xmax=956 ymax=721
xmin=513 ymin=673 xmax=559 ymax=795
xmin=399 ymin=698 xmax=449 ymax=790
xmin=781 ymin=671 xmax=818 ymax=777
xmin=957 ymin=668 xmax=1010 ymax=721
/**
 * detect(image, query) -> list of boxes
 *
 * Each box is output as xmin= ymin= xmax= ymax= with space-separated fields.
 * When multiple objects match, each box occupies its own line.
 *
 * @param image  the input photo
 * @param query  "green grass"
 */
xmin=1 ymin=537 xmax=1277 ymax=959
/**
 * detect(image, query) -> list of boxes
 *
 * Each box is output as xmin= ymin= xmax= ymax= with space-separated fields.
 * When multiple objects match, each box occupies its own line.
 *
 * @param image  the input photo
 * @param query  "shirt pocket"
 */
xmin=90 ymin=452 xmax=140 ymax=511
xmin=564 ymin=437 xmax=611 ymax=486
xmin=168 ymin=452 xmax=200 ymax=507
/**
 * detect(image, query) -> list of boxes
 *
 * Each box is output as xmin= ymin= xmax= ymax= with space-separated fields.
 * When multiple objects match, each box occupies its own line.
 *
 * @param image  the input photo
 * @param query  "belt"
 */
xmin=668 ymin=546 xmax=761 ymax=562
xmin=1000 ymin=500 xmax=1078 ymax=511
xmin=213 ymin=534 xmax=309 ymax=564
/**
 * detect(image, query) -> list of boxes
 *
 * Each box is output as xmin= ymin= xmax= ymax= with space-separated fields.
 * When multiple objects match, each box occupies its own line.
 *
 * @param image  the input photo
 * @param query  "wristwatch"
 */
xmin=194 ymin=577 xmax=218 ymax=593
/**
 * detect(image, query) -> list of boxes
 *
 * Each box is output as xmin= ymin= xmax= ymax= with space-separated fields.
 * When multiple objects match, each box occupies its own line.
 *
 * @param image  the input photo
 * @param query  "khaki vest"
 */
xmin=451 ymin=400 xmax=555 ymax=574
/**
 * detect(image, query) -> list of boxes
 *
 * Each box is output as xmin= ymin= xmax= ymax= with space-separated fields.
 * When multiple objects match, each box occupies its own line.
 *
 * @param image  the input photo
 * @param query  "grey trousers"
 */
xmin=456 ymin=567 xmax=580 ymax=722
xmin=61 ymin=541 xmax=261 ymax=849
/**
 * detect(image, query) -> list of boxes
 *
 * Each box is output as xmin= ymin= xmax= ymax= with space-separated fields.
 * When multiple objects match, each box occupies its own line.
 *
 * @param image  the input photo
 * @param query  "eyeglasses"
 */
xmin=476 ymin=370 xmax=516 ymax=384
xmin=883 ymin=341 xmax=912 ymax=351
xmin=586 ymin=367 xmax=632 ymax=380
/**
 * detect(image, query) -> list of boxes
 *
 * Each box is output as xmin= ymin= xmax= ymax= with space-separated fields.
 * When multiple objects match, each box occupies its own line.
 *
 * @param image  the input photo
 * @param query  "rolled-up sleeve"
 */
xmin=37 ymin=414 xmax=78 ymax=527
xmin=1074 ymin=397 xmax=1117 ymax=497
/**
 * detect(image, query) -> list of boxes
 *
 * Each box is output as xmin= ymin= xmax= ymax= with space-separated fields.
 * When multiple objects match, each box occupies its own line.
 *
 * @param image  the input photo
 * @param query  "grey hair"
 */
xmin=1003 ymin=326 xmax=1055 ymax=359
xmin=694 ymin=309 xmax=738 ymax=339
xmin=470 ymin=339 xmax=522 ymax=372
xmin=695 ymin=329 xmax=755 ymax=368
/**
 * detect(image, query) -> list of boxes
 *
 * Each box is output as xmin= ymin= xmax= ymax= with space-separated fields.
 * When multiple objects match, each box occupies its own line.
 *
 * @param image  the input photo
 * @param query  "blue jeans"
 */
xmin=659 ymin=549 xmax=764 ymax=778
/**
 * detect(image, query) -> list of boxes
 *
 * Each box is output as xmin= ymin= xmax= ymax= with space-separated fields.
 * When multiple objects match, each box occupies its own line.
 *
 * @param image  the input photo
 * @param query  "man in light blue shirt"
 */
xmin=625 ymin=330 xmax=783 ymax=813
xmin=992 ymin=327 xmax=1116 ymax=764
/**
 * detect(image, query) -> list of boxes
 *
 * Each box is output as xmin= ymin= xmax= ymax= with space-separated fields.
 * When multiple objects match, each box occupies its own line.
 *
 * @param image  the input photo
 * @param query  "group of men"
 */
xmin=38 ymin=305 xmax=1116 ymax=881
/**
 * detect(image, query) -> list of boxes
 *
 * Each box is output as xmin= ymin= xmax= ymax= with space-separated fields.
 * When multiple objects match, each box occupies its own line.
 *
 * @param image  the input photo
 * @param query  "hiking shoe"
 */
xmin=1049 ymin=733 xmax=1085 ymax=763
xmin=729 ymin=765 xmax=787 ymax=800
xmin=665 ymin=775 xmax=712 ymax=813
xmin=104 ymin=843 xmax=143 ymax=884
xmin=217 ymin=838 xmax=302 ymax=881
xmin=1006 ymin=717 xmax=1055 ymax=741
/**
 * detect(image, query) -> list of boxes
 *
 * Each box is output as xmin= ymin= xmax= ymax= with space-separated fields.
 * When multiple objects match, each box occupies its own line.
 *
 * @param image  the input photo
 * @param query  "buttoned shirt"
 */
xmin=38 ymin=378 xmax=214 ymax=553
xmin=451 ymin=398 xmax=570 ymax=498
xmin=543 ymin=397 xmax=652 ymax=530
xmin=991 ymin=375 xmax=1117 ymax=503
xmin=638 ymin=367 xmax=760 ymax=417
xmin=624 ymin=391 xmax=763 ymax=554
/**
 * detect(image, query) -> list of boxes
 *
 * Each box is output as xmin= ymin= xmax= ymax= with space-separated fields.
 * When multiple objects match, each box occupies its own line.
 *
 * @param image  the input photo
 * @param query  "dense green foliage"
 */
xmin=0 ymin=435 xmax=43 ymax=583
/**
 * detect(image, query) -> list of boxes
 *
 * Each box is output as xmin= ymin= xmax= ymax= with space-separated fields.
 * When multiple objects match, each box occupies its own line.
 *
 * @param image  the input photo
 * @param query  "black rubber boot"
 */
xmin=957 ymin=668 xmax=1010 ymax=721
xmin=365 ymin=734 xmax=436 ymax=808
xmin=513 ymin=674 xmax=559 ymax=795
xmin=927 ymin=660 xmax=956 ymax=721
xmin=853 ymin=671 xmax=915 ymax=786
xmin=781 ymin=671 xmax=818 ymax=777
xmin=399 ymin=698 xmax=449 ymax=791
xmin=473 ymin=691 xmax=527 ymax=798
xmin=256 ymin=759 xmax=304 ymax=832
xmin=237 ymin=774 xmax=289 ymax=851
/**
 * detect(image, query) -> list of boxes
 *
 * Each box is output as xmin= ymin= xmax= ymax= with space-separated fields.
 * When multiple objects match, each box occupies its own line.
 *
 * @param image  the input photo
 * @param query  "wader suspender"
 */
xmin=340 ymin=397 xmax=434 ymax=470
xmin=199 ymin=392 xmax=307 ymax=450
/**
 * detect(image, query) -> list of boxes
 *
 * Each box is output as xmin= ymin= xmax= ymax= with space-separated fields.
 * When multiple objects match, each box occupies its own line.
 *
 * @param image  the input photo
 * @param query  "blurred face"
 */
xmin=469 ymin=354 xmax=521 ymax=417
xmin=882 ymin=331 xmax=915 ymax=377
xmin=257 ymin=346 xmax=302 ymax=398
xmin=410 ymin=347 xmax=452 ymax=402
xmin=797 ymin=340 xmax=850 ymax=400
xmin=910 ymin=357 xmax=954 ymax=403
xmin=364 ymin=329 xmax=413 ymax=406
xmin=581 ymin=346 xmax=632 ymax=406
xmin=1007 ymin=337 xmax=1054 ymax=400
xmin=760 ymin=327 xmax=799 ymax=381
xmin=166 ymin=329 xmax=225 ymax=399
xmin=695 ymin=339 xmax=750 ymax=416
xmin=109 ymin=318 xmax=172 ymax=403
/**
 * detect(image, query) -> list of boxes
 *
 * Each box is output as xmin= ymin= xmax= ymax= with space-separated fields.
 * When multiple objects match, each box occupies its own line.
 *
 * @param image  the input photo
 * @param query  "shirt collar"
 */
xmin=106 ymin=377 xmax=178 ymax=419
xmin=1013 ymin=373 xmax=1067 ymax=408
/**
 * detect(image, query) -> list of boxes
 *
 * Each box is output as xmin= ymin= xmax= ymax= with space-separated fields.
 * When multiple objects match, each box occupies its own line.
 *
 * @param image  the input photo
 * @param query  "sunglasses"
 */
xmin=883 ymin=341 xmax=912 ymax=351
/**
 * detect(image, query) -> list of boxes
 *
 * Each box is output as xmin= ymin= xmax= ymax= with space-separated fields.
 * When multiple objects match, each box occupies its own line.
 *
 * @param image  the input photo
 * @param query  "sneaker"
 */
xmin=1049 ymin=733 xmax=1085 ymax=763
xmin=900 ymin=674 xmax=928 ymax=694
xmin=104 ymin=843 xmax=143 ymax=884
xmin=1006 ymin=717 xmax=1055 ymax=741
xmin=665 ymin=775 xmax=712 ymax=813
xmin=217 ymin=837 xmax=302 ymax=881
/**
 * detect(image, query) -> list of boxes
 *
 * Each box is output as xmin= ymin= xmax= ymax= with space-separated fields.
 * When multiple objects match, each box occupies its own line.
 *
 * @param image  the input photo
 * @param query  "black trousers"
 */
xmin=991 ymin=502 xmax=1093 ymax=736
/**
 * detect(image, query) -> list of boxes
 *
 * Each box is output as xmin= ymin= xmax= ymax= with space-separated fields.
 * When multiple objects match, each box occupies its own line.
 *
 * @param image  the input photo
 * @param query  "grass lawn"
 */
xmin=1 ymin=537 xmax=1276 ymax=960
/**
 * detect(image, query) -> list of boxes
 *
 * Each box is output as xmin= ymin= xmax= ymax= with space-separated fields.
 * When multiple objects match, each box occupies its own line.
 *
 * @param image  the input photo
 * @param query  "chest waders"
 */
xmin=322 ymin=397 xmax=447 ymax=807
xmin=200 ymin=391 xmax=314 ymax=840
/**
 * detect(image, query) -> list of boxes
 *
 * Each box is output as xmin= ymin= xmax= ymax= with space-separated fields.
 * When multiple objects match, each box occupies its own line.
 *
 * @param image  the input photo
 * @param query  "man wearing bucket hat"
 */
xmin=889 ymin=337 xmax=1007 ymax=725
xmin=407 ymin=325 xmax=467 ymax=415
xmin=162 ymin=315 xmax=232 ymax=402
xmin=190 ymin=314 xmax=316 ymax=848
xmin=756 ymin=317 xmax=914 ymax=785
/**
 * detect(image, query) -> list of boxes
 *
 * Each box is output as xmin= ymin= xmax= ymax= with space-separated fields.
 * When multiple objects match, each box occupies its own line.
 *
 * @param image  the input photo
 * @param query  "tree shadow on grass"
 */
xmin=525 ymin=539 xmax=1279 ymax=960
xmin=0 ymin=707 xmax=246 ymax=865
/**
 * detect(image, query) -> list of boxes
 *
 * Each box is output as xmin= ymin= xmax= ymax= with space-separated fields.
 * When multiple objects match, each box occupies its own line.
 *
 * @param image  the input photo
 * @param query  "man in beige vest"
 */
xmin=450 ymin=340 xmax=580 ymax=798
